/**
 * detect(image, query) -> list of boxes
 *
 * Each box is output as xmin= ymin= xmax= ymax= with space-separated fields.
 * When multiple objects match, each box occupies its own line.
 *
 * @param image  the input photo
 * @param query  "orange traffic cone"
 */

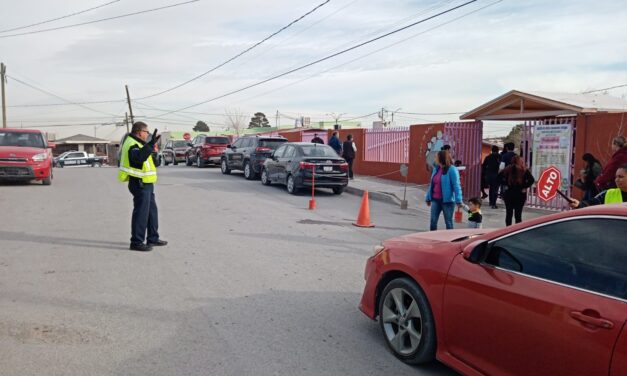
xmin=353 ymin=191 xmax=375 ymax=228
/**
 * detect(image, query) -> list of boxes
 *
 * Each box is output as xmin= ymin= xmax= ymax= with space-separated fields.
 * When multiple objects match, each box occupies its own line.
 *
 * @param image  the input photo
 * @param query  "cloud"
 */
xmin=1 ymin=0 xmax=626 ymax=138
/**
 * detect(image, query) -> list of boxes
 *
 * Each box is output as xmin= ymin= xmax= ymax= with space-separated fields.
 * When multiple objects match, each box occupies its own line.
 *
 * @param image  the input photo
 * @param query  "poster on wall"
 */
xmin=531 ymin=123 xmax=573 ymax=194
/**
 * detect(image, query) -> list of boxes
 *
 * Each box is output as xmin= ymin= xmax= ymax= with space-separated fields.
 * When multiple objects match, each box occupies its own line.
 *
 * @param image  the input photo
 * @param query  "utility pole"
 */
xmin=1 ymin=63 xmax=7 ymax=128
xmin=125 ymin=85 xmax=134 ymax=125
xmin=275 ymin=110 xmax=279 ymax=128
xmin=125 ymin=112 xmax=130 ymax=133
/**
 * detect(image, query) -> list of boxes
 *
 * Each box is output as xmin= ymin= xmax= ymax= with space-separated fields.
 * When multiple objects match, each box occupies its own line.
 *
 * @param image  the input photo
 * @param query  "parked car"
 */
xmin=0 ymin=128 xmax=54 ymax=185
xmin=359 ymin=203 xmax=627 ymax=376
xmin=221 ymin=136 xmax=287 ymax=179
xmin=53 ymin=150 xmax=76 ymax=167
xmin=260 ymin=142 xmax=348 ymax=194
xmin=54 ymin=151 xmax=107 ymax=168
xmin=185 ymin=135 xmax=229 ymax=167
xmin=162 ymin=139 xmax=190 ymax=165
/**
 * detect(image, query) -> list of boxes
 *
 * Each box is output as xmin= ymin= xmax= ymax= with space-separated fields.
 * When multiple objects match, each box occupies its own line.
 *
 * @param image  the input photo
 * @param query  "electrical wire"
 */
xmin=7 ymin=74 xmax=121 ymax=117
xmin=0 ymin=0 xmax=121 ymax=34
xmin=582 ymin=84 xmax=627 ymax=94
xmin=8 ymin=99 xmax=126 ymax=108
xmin=136 ymin=0 xmax=331 ymax=100
xmin=150 ymin=0 xmax=479 ymax=118
xmin=0 ymin=0 xmax=200 ymax=39
xmin=228 ymin=0 xmax=501 ymax=108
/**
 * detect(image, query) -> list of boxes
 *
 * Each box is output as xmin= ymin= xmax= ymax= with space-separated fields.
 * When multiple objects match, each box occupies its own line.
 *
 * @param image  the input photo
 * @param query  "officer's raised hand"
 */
xmin=149 ymin=129 xmax=161 ymax=145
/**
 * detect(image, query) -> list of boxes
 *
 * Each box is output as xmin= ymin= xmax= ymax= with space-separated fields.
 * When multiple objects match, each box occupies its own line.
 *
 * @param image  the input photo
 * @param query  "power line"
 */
xmin=226 ymin=0 xmax=363 ymax=72
xmin=136 ymin=0 xmax=331 ymax=100
xmin=229 ymin=0 xmax=501 ymax=107
xmin=151 ymin=0 xmax=479 ymax=118
xmin=0 ymin=0 xmax=200 ymax=39
xmin=7 ymin=74 xmax=120 ymax=117
xmin=8 ymin=99 xmax=126 ymax=107
xmin=583 ymin=84 xmax=627 ymax=94
xmin=0 ymin=0 xmax=121 ymax=34
xmin=398 ymin=111 xmax=463 ymax=115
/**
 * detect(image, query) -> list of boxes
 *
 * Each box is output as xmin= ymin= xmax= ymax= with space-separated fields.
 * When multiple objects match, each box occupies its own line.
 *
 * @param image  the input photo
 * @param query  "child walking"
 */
xmin=463 ymin=197 xmax=483 ymax=228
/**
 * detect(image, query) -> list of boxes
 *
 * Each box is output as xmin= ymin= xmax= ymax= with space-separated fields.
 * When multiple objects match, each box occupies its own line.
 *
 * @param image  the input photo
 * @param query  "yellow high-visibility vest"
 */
xmin=604 ymin=188 xmax=623 ymax=204
xmin=118 ymin=135 xmax=157 ymax=183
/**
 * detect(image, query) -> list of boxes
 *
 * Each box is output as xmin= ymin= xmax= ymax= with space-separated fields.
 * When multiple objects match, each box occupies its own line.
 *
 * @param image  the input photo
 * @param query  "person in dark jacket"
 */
xmin=595 ymin=136 xmax=627 ymax=190
xmin=482 ymin=145 xmax=501 ymax=208
xmin=328 ymin=131 xmax=342 ymax=155
xmin=499 ymin=155 xmax=535 ymax=226
xmin=119 ymin=122 xmax=168 ymax=252
xmin=311 ymin=133 xmax=324 ymax=144
xmin=575 ymin=153 xmax=602 ymax=201
xmin=342 ymin=134 xmax=356 ymax=179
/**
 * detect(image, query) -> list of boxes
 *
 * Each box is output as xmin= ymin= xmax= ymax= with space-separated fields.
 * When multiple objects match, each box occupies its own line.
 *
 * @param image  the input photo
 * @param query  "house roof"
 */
xmin=54 ymin=134 xmax=111 ymax=144
xmin=461 ymin=90 xmax=627 ymax=120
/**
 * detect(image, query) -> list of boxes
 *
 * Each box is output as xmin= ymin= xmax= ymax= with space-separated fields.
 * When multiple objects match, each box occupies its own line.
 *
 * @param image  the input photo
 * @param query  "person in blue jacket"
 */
xmin=328 ymin=131 xmax=342 ymax=155
xmin=425 ymin=150 xmax=463 ymax=230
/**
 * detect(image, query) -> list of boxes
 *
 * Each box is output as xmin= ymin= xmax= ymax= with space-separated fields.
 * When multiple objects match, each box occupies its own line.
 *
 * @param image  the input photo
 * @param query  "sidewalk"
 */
xmin=345 ymin=175 xmax=555 ymax=229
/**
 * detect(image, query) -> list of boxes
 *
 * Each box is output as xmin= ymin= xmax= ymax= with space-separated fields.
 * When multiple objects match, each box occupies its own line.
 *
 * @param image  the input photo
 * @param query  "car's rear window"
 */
xmin=259 ymin=139 xmax=287 ymax=149
xmin=300 ymin=144 xmax=339 ymax=157
xmin=0 ymin=131 xmax=45 ymax=148
xmin=205 ymin=137 xmax=229 ymax=145
xmin=173 ymin=140 xmax=188 ymax=147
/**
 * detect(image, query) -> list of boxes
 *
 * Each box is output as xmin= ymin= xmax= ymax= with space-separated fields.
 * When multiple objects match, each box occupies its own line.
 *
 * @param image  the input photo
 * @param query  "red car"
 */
xmin=0 ymin=128 xmax=54 ymax=185
xmin=185 ymin=135 xmax=230 ymax=167
xmin=360 ymin=203 xmax=627 ymax=376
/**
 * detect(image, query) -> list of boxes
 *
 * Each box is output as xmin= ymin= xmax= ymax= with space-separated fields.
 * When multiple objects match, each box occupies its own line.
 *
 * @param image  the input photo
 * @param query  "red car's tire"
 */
xmin=378 ymin=277 xmax=436 ymax=364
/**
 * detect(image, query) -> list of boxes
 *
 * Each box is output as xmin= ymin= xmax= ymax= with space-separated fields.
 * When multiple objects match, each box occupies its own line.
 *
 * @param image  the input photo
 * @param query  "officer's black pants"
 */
xmin=128 ymin=179 xmax=159 ymax=245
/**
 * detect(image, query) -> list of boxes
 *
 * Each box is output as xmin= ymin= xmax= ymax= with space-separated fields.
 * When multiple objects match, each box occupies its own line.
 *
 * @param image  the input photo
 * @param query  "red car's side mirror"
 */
xmin=48 ymin=142 xmax=56 ymax=149
xmin=462 ymin=240 xmax=488 ymax=263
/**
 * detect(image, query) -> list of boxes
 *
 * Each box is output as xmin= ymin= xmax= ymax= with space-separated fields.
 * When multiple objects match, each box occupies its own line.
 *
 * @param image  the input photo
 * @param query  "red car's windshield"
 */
xmin=205 ymin=137 xmax=229 ymax=144
xmin=0 ymin=131 xmax=45 ymax=148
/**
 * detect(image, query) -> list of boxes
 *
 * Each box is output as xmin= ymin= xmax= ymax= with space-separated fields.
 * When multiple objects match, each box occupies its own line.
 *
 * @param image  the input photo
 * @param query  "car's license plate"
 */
xmin=323 ymin=166 xmax=333 ymax=172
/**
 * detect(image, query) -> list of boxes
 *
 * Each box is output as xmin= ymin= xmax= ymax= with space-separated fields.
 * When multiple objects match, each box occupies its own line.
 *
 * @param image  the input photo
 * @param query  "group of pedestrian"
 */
xmin=117 ymin=121 xmax=626 ymax=249
xmin=324 ymin=131 xmax=356 ymax=180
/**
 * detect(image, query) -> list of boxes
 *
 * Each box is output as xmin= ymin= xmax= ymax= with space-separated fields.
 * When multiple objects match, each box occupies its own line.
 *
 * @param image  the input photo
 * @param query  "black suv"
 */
xmin=221 ymin=136 xmax=287 ymax=179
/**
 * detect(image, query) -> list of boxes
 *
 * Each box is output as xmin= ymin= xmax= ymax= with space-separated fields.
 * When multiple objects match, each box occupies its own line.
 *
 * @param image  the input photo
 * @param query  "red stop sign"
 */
xmin=183 ymin=132 xmax=191 ymax=141
xmin=537 ymin=166 xmax=561 ymax=202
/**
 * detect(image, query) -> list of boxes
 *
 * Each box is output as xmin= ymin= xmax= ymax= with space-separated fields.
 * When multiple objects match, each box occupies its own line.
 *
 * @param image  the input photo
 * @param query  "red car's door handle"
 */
xmin=570 ymin=311 xmax=614 ymax=329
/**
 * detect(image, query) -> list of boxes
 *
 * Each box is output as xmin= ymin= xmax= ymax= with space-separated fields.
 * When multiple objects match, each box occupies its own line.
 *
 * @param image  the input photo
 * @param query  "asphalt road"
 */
xmin=0 ymin=166 xmax=457 ymax=376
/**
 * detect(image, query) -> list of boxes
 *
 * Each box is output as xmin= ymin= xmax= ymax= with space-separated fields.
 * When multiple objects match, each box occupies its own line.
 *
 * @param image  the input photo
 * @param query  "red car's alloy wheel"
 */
xmin=379 ymin=278 xmax=436 ymax=364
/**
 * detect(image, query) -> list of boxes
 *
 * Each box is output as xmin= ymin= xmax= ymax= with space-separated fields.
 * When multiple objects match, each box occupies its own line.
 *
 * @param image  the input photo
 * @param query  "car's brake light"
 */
xmin=256 ymin=147 xmax=271 ymax=153
xmin=299 ymin=161 xmax=316 ymax=170
xmin=339 ymin=162 xmax=349 ymax=172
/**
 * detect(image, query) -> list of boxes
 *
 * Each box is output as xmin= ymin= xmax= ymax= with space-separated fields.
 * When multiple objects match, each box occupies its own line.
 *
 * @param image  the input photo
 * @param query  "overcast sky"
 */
xmin=1 ymin=0 xmax=626 ymax=139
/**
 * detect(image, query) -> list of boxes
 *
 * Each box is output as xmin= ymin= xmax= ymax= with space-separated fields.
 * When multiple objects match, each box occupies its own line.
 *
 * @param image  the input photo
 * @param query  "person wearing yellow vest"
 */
xmin=569 ymin=164 xmax=627 ymax=208
xmin=119 ymin=122 xmax=167 ymax=252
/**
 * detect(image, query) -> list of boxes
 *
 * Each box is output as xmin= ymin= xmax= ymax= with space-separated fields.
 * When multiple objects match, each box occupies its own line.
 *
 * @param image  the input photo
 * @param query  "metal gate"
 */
xmin=521 ymin=117 xmax=576 ymax=210
xmin=443 ymin=121 xmax=483 ymax=199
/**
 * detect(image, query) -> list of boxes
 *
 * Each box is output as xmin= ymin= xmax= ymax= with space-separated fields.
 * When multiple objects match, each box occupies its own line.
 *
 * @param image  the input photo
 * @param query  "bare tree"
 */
xmin=224 ymin=108 xmax=247 ymax=136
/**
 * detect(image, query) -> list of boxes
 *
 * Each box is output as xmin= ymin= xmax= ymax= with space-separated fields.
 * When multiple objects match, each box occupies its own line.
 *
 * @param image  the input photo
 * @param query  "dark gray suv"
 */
xmin=221 ymin=136 xmax=287 ymax=179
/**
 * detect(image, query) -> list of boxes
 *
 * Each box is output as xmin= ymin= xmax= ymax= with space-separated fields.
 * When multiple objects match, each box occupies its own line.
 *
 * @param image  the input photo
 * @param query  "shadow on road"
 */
xmin=0 ymin=230 xmax=129 ymax=251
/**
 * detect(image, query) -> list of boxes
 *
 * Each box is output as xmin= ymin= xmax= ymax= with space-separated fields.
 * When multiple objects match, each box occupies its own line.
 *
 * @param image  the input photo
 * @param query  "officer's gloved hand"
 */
xmin=148 ymin=129 xmax=161 ymax=146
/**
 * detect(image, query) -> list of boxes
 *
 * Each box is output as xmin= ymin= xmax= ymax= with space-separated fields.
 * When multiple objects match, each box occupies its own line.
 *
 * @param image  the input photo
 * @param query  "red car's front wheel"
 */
xmin=379 ymin=278 xmax=436 ymax=364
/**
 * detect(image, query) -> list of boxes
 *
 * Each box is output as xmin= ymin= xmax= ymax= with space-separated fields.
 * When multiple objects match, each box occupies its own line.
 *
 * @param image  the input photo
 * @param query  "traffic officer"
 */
xmin=569 ymin=164 xmax=627 ymax=208
xmin=119 ymin=122 xmax=167 ymax=251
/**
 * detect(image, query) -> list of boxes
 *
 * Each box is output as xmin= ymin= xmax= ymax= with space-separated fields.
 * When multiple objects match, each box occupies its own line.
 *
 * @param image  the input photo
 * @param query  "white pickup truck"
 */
xmin=53 ymin=151 xmax=107 ymax=168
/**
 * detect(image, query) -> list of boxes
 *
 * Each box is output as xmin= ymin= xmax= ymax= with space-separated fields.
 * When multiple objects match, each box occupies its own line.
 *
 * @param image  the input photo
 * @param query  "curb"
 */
xmin=345 ymin=185 xmax=401 ymax=206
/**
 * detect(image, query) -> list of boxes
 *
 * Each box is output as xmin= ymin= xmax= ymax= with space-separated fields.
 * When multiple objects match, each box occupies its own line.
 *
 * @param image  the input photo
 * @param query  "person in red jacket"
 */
xmin=595 ymin=136 xmax=627 ymax=190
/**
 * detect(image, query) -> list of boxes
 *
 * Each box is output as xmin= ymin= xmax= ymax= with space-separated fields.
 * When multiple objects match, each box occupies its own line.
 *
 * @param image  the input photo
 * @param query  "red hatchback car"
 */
xmin=360 ymin=203 xmax=627 ymax=376
xmin=0 ymin=128 xmax=54 ymax=185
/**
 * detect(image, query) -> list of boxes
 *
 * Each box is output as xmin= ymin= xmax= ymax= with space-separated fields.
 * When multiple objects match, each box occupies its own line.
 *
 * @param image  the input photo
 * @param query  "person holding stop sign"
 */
xmin=570 ymin=164 xmax=627 ymax=208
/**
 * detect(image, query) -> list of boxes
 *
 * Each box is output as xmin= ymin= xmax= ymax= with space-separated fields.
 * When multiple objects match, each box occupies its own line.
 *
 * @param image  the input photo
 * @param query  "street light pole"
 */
xmin=1 ymin=63 xmax=7 ymax=128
